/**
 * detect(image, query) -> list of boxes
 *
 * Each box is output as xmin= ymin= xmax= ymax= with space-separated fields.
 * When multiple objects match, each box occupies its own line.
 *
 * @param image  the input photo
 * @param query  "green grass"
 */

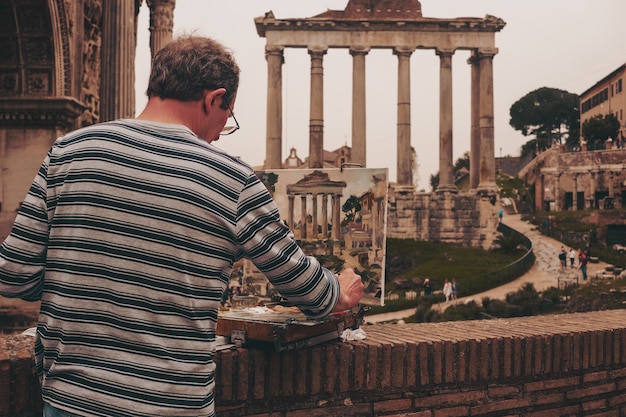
xmin=370 ymin=238 xmax=526 ymax=315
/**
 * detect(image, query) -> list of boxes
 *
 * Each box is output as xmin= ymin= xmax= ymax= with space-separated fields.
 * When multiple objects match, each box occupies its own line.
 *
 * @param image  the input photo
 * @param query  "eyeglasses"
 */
xmin=220 ymin=106 xmax=240 ymax=136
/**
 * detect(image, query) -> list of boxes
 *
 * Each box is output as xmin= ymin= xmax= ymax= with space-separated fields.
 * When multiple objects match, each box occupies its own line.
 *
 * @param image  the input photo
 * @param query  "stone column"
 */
xmin=573 ymin=173 xmax=579 ymax=210
xmin=322 ymin=194 xmax=329 ymax=237
xmin=146 ymin=0 xmax=176 ymax=58
xmin=288 ymin=195 xmax=295 ymax=231
xmin=300 ymin=195 xmax=307 ymax=239
xmin=554 ymin=173 xmax=561 ymax=212
xmin=436 ymin=49 xmax=457 ymax=193
xmin=468 ymin=52 xmax=480 ymax=190
xmin=393 ymin=47 xmax=415 ymax=186
xmin=265 ymin=46 xmax=284 ymax=169
xmin=350 ymin=47 xmax=369 ymax=168
xmin=476 ymin=48 xmax=498 ymax=195
xmin=308 ymin=47 xmax=327 ymax=168
xmin=332 ymin=194 xmax=341 ymax=240
xmin=101 ymin=0 xmax=137 ymax=121
xmin=312 ymin=194 xmax=318 ymax=239
xmin=587 ymin=171 xmax=597 ymax=209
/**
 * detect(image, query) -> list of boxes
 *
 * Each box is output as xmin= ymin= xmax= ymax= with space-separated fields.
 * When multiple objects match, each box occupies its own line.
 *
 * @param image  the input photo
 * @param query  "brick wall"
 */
xmin=2 ymin=310 xmax=626 ymax=417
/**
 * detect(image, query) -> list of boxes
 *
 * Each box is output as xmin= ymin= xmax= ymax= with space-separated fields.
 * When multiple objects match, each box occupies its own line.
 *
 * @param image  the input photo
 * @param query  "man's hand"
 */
xmin=333 ymin=268 xmax=364 ymax=312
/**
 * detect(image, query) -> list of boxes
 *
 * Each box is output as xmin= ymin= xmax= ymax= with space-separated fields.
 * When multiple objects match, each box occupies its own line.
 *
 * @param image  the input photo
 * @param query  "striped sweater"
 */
xmin=0 ymin=120 xmax=339 ymax=417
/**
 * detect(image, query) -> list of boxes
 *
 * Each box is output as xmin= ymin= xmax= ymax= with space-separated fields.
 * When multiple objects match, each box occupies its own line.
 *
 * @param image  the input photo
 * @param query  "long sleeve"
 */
xmin=235 ymin=172 xmax=339 ymax=319
xmin=0 ymin=153 xmax=51 ymax=301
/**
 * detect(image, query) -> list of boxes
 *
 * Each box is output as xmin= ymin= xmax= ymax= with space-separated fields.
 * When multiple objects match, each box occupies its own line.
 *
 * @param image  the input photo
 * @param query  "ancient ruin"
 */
xmin=255 ymin=0 xmax=506 ymax=248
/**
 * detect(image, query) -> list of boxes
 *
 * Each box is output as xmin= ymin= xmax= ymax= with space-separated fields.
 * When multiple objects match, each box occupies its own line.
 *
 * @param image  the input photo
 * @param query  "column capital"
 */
xmin=477 ymin=47 xmax=499 ymax=58
xmin=349 ymin=46 xmax=371 ymax=56
xmin=435 ymin=48 xmax=455 ymax=58
xmin=265 ymin=45 xmax=285 ymax=54
xmin=265 ymin=45 xmax=285 ymax=63
xmin=392 ymin=46 xmax=415 ymax=57
xmin=308 ymin=46 xmax=328 ymax=56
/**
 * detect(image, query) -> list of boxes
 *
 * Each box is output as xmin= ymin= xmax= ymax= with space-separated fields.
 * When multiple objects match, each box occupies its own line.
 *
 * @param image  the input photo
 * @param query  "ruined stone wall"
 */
xmin=386 ymin=187 xmax=499 ymax=250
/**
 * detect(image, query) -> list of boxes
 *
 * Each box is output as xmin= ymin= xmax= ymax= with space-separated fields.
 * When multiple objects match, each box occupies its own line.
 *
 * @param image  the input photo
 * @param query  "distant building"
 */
xmin=281 ymin=145 xmax=352 ymax=169
xmin=579 ymin=62 xmax=626 ymax=147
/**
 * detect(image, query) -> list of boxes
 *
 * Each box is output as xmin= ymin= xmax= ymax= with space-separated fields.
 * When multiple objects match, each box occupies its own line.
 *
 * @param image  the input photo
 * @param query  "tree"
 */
xmin=581 ymin=113 xmax=620 ymax=150
xmin=341 ymin=195 xmax=361 ymax=226
xmin=509 ymin=87 xmax=580 ymax=157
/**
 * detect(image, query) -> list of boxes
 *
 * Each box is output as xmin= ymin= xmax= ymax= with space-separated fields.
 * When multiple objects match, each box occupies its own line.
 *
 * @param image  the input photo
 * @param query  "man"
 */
xmin=0 ymin=36 xmax=363 ymax=417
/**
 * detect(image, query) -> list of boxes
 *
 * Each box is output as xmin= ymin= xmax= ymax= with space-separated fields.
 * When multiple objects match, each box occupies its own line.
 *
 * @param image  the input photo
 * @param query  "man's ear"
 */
xmin=203 ymin=88 xmax=227 ymax=113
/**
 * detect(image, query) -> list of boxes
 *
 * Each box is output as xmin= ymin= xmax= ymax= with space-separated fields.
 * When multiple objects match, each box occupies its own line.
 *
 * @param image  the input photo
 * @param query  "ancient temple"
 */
xmin=255 ymin=0 xmax=506 ymax=248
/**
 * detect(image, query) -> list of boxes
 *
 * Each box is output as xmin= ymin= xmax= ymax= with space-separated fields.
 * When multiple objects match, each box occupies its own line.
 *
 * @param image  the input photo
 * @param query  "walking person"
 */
xmin=580 ymin=252 xmax=589 ymax=281
xmin=443 ymin=279 xmax=453 ymax=302
xmin=568 ymin=248 xmax=576 ymax=268
xmin=451 ymin=278 xmax=458 ymax=300
xmin=0 ymin=35 xmax=363 ymax=417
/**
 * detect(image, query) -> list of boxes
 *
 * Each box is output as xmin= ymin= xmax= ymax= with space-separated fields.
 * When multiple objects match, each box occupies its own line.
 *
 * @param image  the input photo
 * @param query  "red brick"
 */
xmin=523 ymin=336 xmax=533 ymax=377
xmin=524 ymin=376 xmax=580 ymax=392
xmin=513 ymin=337 xmax=523 ymax=377
xmin=572 ymin=332 xmax=582 ymax=371
xmin=502 ymin=337 xmax=512 ymax=378
xmin=385 ymin=412 xmax=430 ymax=417
xmin=405 ymin=342 xmax=418 ymax=387
xmin=582 ymin=398 xmax=608 ymax=412
xmin=366 ymin=341 xmax=380 ymax=390
xmin=433 ymin=406 xmax=470 ymax=417
xmin=543 ymin=336 xmax=552 ymax=375
xmin=566 ymin=382 xmax=616 ymax=400
xmin=584 ymin=370 xmax=609 ymax=384
xmin=551 ymin=334 xmax=561 ymax=373
xmin=444 ymin=340 xmax=455 ymax=384
xmin=480 ymin=338 xmax=490 ymax=381
xmin=533 ymin=335 xmax=543 ymax=376
xmin=590 ymin=331 xmax=599 ymax=368
xmin=525 ymin=405 xmax=579 ymax=417
xmin=561 ymin=333 xmax=573 ymax=373
xmin=490 ymin=337 xmax=501 ymax=380
xmin=338 ymin=343 xmax=353 ymax=393
xmin=487 ymin=385 xmax=519 ymax=399
xmin=583 ymin=332 xmax=592 ymax=369
xmin=612 ymin=329 xmax=621 ymax=366
xmin=418 ymin=342 xmax=430 ymax=385
xmin=468 ymin=339 xmax=479 ymax=382
xmin=533 ymin=393 xmax=565 ymax=406
xmin=609 ymin=391 xmax=626 ymax=408
xmin=417 ymin=390 xmax=486 ymax=408
xmin=457 ymin=340 xmax=468 ymax=383
xmin=586 ymin=411 xmax=618 ymax=417
xmin=373 ymin=398 xmax=412 ymax=413
xmin=378 ymin=342 xmax=392 ymax=389
xmin=619 ymin=328 xmax=626 ymax=365
xmin=323 ymin=344 xmax=338 ymax=394
xmin=470 ymin=397 xmax=532 ymax=415
xmin=285 ymin=403 xmax=371 ymax=417
xmin=391 ymin=343 xmax=406 ymax=388
xmin=352 ymin=342 xmax=367 ymax=391
xmin=432 ymin=340 xmax=443 ymax=384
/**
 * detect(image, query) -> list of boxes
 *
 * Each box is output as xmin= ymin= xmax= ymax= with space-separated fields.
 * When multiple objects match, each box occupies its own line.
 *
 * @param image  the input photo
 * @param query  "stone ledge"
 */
xmin=2 ymin=310 xmax=626 ymax=417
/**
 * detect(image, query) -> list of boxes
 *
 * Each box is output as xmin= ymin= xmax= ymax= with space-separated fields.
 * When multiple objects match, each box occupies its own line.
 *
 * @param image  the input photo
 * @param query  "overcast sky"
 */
xmin=135 ymin=1 xmax=625 ymax=190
